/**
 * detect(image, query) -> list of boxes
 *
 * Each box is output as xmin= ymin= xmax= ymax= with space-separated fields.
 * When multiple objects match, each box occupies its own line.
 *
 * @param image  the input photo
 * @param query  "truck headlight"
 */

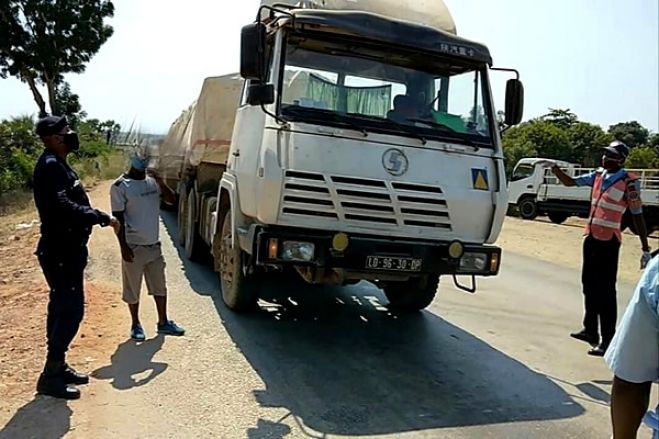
xmin=281 ymin=241 xmax=315 ymax=262
xmin=459 ymin=252 xmax=488 ymax=272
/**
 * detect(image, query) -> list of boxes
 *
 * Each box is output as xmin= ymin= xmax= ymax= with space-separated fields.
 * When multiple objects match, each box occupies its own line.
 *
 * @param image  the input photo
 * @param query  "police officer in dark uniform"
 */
xmin=32 ymin=115 xmax=117 ymax=399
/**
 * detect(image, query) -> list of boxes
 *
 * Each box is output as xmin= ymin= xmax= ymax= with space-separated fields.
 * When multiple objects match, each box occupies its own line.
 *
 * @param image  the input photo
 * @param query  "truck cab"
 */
xmin=508 ymin=158 xmax=578 ymax=220
xmin=213 ymin=2 xmax=524 ymax=312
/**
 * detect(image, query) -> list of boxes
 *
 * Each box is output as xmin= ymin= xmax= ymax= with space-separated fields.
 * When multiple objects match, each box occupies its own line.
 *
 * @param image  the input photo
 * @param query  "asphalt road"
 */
xmin=3 ymin=210 xmax=655 ymax=439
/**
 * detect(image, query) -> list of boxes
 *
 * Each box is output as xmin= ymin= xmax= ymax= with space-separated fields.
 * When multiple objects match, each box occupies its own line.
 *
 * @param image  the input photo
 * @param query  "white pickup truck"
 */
xmin=508 ymin=157 xmax=659 ymax=232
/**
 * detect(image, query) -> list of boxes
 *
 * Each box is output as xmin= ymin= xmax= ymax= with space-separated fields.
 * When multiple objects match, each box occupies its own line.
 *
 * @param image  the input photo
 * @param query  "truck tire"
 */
xmin=218 ymin=209 xmax=259 ymax=312
xmin=184 ymin=188 xmax=205 ymax=261
xmin=548 ymin=212 xmax=569 ymax=224
xmin=177 ymin=189 xmax=188 ymax=246
xmin=384 ymin=275 xmax=439 ymax=312
xmin=518 ymin=197 xmax=538 ymax=220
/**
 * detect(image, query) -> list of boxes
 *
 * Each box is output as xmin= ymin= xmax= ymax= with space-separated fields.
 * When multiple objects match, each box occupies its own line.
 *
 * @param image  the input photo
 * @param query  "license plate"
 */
xmin=366 ymin=256 xmax=422 ymax=272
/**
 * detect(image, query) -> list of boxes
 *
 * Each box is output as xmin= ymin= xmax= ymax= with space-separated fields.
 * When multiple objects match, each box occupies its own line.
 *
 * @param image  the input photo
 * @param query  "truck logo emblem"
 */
xmin=382 ymin=148 xmax=408 ymax=176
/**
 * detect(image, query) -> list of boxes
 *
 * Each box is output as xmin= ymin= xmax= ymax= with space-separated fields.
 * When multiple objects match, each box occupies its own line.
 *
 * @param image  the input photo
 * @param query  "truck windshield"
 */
xmin=279 ymin=37 xmax=494 ymax=146
xmin=511 ymin=163 xmax=535 ymax=181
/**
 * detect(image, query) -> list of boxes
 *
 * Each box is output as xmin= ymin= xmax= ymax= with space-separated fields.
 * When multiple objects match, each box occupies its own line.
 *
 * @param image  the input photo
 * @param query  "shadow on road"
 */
xmin=0 ymin=397 xmax=72 ymax=439
xmin=92 ymin=335 xmax=167 ymax=390
xmin=247 ymin=418 xmax=292 ymax=439
xmin=161 ymin=211 xmax=585 ymax=436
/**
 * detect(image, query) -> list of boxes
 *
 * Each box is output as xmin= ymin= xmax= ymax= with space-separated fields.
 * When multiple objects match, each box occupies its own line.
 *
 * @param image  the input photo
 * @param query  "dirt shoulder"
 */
xmin=0 ymin=181 xmax=125 ymax=420
xmin=498 ymin=216 xmax=657 ymax=285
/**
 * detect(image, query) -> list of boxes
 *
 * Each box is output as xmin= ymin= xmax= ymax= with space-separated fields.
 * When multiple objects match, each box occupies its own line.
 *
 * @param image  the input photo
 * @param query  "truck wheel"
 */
xmin=518 ymin=197 xmax=538 ymax=220
xmin=219 ymin=209 xmax=259 ymax=312
xmin=384 ymin=275 xmax=439 ymax=312
xmin=548 ymin=212 xmax=569 ymax=224
xmin=184 ymin=188 xmax=205 ymax=261
xmin=177 ymin=189 xmax=188 ymax=246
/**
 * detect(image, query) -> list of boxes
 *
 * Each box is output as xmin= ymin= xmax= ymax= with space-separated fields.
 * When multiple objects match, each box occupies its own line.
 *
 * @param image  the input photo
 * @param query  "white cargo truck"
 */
xmin=164 ymin=0 xmax=526 ymax=312
xmin=508 ymin=157 xmax=659 ymax=232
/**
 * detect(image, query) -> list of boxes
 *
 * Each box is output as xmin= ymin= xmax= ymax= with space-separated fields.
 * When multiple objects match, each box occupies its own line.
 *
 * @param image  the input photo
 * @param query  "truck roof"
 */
xmin=282 ymin=10 xmax=491 ymax=65
xmin=260 ymin=0 xmax=456 ymax=34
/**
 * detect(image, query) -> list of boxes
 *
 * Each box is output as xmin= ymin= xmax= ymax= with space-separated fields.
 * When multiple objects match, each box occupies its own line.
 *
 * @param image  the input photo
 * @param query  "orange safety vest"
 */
xmin=585 ymin=171 xmax=636 ymax=241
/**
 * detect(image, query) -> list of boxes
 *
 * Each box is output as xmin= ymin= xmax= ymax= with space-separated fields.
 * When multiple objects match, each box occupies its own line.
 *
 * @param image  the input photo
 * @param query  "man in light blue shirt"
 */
xmin=605 ymin=252 xmax=659 ymax=438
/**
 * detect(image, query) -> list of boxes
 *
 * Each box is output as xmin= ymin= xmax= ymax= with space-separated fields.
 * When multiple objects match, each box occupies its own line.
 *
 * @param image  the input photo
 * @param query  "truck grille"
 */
xmin=280 ymin=171 xmax=451 ymax=230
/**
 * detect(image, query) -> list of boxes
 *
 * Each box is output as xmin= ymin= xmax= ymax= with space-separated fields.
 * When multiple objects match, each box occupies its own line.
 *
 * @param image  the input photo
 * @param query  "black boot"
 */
xmin=36 ymin=361 xmax=81 ymax=400
xmin=61 ymin=364 xmax=89 ymax=385
xmin=570 ymin=329 xmax=599 ymax=347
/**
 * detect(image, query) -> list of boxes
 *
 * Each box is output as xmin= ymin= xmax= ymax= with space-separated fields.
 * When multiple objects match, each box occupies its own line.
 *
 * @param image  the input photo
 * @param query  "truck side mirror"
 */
xmin=246 ymin=82 xmax=275 ymax=106
xmin=240 ymin=23 xmax=267 ymax=81
xmin=504 ymin=79 xmax=524 ymax=126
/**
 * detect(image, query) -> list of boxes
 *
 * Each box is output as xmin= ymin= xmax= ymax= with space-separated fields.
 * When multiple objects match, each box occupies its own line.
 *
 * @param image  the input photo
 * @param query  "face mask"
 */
xmin=63 ymin=132 xmax=80 ymax=151
xmin=602 ymin=155 xmax=623 ymax=169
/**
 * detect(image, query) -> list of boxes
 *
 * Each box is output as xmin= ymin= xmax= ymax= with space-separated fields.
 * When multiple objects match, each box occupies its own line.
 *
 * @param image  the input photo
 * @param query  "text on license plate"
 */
xmin=366 ymin=256 xmax=422 ymax=271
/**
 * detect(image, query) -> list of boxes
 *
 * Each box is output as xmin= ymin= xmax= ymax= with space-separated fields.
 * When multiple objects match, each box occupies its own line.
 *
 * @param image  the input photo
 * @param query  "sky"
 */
xmin=0 ymin=0 xmax=657 ymax=134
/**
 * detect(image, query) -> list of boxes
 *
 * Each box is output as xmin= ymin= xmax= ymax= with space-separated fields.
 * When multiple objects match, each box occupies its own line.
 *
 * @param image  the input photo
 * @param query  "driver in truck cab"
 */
xmin=542 ymin=140 xmax=652 ymax=357
xmin=387 ymin=94 xmax=417 ymax=123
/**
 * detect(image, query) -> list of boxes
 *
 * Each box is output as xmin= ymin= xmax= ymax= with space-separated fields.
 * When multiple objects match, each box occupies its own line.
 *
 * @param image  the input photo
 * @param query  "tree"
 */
xmin=52 ymin=81 xmax=87 ymax=128
xmin=567 ymin=122 xmax=613 ymax=167
xmin=541 ymin=108 xmax=578 ymax=130
xmin=647 ymin=133 xmax=659 ymax=149
xmin=608 ymin=121 xmax=649 ymax=149
xmin=502 ymin=120 xmax=572 ymax=175
xmin=626 ymin=147 xmax=659 ymax=169
xmin=0 ymin=0 xmax=114 ymax=115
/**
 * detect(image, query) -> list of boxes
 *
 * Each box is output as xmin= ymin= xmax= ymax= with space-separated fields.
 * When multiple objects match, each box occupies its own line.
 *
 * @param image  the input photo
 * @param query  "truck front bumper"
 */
xmin=252 ymin=226 xmax=501 ymax=277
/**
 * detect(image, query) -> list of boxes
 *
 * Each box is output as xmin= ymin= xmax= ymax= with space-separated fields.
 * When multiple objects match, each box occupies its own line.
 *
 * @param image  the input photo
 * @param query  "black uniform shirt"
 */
xmin=32 ymin=149 xmax=107 ymax=248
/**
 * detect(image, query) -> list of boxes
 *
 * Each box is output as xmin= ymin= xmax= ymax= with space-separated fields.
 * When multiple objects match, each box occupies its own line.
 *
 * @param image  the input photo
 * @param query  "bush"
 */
xmin=0 ymin=115 xmax=121 ymax=194
xmin=626 ymin=147 xmax=659 ymax=169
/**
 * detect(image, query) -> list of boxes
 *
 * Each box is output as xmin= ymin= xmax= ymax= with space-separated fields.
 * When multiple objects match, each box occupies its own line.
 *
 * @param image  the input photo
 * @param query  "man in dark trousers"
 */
xmin=543 ymin=140 xmax=652 ymax=356
xmin=32 ymin=115 xmax=118 ymax=399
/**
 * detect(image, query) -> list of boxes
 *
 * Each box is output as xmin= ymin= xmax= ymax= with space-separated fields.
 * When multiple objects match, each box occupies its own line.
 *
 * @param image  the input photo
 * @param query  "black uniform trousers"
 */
xmin=581 ymin=234 xmax=620 ymax=344
xmin=36 ymin=242 xmax=88 ymax=363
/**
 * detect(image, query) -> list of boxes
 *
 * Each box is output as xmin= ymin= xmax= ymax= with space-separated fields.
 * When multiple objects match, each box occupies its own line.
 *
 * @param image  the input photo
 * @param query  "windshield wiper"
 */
xmin=406 ymin=118 xmax=457 ymax=133
xmin=282 ymin=106 xmax=368 ymax=137
xmin=382 ymin=118 xmax=427 ymax=145
xmin=406 ymin=118 xmax=488 ymax=150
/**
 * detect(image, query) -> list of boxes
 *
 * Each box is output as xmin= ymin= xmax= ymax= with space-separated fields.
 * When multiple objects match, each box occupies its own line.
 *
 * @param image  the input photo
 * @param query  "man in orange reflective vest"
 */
xmin=548 ymin=141 xmax=652 ymax=356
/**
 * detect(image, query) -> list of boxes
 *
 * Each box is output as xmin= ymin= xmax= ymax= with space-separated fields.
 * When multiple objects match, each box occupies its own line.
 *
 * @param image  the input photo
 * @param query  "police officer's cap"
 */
xmin=35 ymin=115 xmax=69 ymax=137
xmin=603 ymin=140 xmax=630 ymax=159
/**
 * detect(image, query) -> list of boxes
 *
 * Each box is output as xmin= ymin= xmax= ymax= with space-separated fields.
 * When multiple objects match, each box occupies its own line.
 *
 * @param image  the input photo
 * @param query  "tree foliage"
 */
xmin=541 ymin=108 xmax=578 ymax=130
xmin=0 ymin=0 xmax=114 ymax=115
xmin=502 ymin=120 xmax=571 ymax=174
xmin=52 ymin=81 xmax=87 ymax=128
xmin=0 ymin=115 xmax=117 ymax=193
xmin=626 ymin=147 xmax=659 ymax=169
xmin=607 ymin=121 xmax=649 ymax=149
xmin=502 ymin=109 xmax=658 ymax=175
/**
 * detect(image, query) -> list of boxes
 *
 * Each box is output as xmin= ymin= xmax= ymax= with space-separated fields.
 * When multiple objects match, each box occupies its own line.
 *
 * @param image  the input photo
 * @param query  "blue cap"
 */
xmin=131 ymin=156 xmax=149 ymax=170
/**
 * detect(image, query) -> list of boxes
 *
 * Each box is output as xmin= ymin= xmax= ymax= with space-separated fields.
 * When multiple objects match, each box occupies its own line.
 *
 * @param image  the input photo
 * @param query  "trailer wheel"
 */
xmin=518 ymin=197 xmax=538 ymax=220
xmin=219 ymin=209 xmax=259 ymax=312
xmin=548 ymin=212 xmax=569 ymax=224
xmin=184 ymin=188 xmax=205 ymax=261
xmin=177 ymin=188 xmax=188 ymax=247
xmin=384 ymin=275 xmax=439 ymax=312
